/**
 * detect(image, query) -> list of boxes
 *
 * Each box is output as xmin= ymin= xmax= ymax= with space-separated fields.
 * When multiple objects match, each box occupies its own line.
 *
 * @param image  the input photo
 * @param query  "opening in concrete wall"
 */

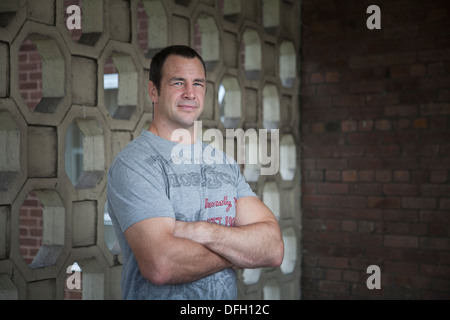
xmin=218 ymin=75 xmax=241 ymax=129
xmin=65 ymin=118 xmax=105 ymax=189
xmin=18 ymin=35 xmax=65 ymax=113
xmin=262 ymin=0 xmax=280 ymax=35
xmin=64 ymin=262 xmax=82 ymax=300
xmin=220 ymin=0 xmax=241 ymax=23
xmin=137 ymin=0 xmax=167 ymax=58
xmin=65 ymin=120 xmax=83 ymax=186
xmin=64 ymin=260 xmax=105 ymax=300
xmin=242 ymin=28 xmax=261 ymax=80
xmin=64 ymin=0 xmax=103 ymax=46
xmin=103 ymin=54 xmax=138 ymax=120
xmin=0 ymin=111 xmax=20 ymax=191
xmin=280 ymin=227 xmax=297 ymax=274
xmin=104 ymin=201 xmax=121 ymax=255
xmin=195 ymin=14 xmax=220 ymax=71
xmin=279 ymin=40 xmax=296 ymax=88
xmin=19 ymin=190 xmax=65 ymax=268
xmin=242 ymin=268 xmax=262 ymax=285
xmin=263 ymin=278 xmax=281 ymax=300
xmin=262 ymin=83 xmax=280 ymax=130
xmin=0 ymin=274 xmax=18 ymax=300
xmin=0 ymin=0 xmax=18 ymax=28
xmin=280 ymin=134 xmax=296 ymax=181
xmin=262 ymin=182 xmax=280 ymax=220
xmin=243 ymin=131 xmax=260 ymax=182
xmin=174 ymin=0 xmax=191 ymax=7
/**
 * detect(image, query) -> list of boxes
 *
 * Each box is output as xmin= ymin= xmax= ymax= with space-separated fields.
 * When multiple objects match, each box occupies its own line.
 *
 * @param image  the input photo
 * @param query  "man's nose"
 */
xmin=183 ymin=83 xmax=196 ymax=99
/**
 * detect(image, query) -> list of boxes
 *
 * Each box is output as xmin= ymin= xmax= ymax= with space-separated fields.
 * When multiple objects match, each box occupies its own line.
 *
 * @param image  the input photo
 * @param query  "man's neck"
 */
xmin=149 ymin=122 xmax=198 ymax=145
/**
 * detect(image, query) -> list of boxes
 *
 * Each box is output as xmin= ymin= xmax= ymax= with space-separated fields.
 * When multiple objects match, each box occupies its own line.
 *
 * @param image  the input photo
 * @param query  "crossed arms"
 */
xmin=124 ymin=196 xmax=284 ymax=286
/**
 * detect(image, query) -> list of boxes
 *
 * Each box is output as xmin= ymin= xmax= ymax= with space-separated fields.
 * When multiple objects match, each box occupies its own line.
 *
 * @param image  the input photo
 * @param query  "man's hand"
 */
xmin=173 ymin=196 xmax=284 ymax=269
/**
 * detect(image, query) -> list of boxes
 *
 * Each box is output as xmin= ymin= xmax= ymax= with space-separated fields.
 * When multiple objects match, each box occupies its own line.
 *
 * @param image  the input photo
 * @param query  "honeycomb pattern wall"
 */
xmin=0 ymin=0 xmax=301 ymax=300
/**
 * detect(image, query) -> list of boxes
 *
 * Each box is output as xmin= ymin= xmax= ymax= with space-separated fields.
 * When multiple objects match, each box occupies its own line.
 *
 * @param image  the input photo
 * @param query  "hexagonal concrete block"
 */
xmin=0 ymin=274 xmax=18 ymax=300
xmin=0 ymin=206 xmax=8 ymax=259
xmin=72 ymin=201 xmax=97 ymax=247
xmin=0 ymin=43 xmax=8 ymax=97
xmin=71 ymin=56 xmax=97 ymax=106
xmin=109 ymin=0 xmax=131 ymax=43
xmin=27 ymin=126 xmax=57 ymax=178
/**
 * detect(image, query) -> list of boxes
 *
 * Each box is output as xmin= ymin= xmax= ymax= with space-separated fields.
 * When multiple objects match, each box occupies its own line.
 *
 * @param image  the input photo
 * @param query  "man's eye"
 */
xmin=194 ymin=83 xmax=204 ymax=87
xmin=173 ymin=82 xmax=182 ymax=86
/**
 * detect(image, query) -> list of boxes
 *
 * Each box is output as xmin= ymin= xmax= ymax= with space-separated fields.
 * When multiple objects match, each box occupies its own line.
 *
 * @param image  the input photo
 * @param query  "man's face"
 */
xmin=149 ymin=55 xmax=206 ymax=130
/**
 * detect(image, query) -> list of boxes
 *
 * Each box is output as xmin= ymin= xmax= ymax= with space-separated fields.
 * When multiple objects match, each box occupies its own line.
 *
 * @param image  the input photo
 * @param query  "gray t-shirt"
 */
xmin=107 ymin=131 xmax=257 ymax=300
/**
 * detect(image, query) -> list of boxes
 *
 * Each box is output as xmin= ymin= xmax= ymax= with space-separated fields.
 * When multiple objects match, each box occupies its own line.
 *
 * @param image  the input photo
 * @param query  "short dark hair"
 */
xmin=149 ymin=45 xmax=207 ymax=93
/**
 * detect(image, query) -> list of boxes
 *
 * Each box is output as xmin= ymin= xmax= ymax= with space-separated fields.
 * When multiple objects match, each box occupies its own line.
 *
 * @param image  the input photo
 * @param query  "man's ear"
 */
xmin=148 ymin=81 xmax=159 ymax=104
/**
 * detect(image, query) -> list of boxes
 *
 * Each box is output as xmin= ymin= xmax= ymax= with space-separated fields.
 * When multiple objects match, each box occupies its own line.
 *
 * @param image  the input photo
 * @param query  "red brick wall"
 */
xmin=18 ymin=40 xmax=42 ymax=111
xmin=301 ymin=0 xmax=450 ymax=299
xmin=19 ymin=192 xmax=43 ymax=265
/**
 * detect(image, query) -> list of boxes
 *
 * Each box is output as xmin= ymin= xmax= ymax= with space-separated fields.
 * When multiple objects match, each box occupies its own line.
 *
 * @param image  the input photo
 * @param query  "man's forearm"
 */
xmin=174 ymin=220 xmax=284 ymax=269
xmin=151 ymin=236 xmax=233 ymax=285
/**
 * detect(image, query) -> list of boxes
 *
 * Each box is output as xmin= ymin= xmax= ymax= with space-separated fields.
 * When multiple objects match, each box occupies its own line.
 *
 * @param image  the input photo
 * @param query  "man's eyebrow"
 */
xmin=168 ymin=77 xmax=206 ymax=83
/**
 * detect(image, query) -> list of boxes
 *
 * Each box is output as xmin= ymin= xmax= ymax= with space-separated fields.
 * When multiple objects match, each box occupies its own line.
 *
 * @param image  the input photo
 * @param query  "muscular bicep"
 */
xmin=124 ymin=216 xmax=232 ymax=285
xmin=234 ymin=196 xmax=278 ymax=227
xmin=124 ymin=217 xmax=176 ymax=284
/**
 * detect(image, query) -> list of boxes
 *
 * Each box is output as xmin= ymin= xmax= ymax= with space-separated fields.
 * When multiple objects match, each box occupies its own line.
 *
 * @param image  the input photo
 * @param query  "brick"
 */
xmin=303 ymin=195 xmax=333 ymax=207
xmin=311 ymin=72 xmax=324 ymax=84
xmin=385 ymin=235 xmax=418 ymax=248
xmin=385 ymin=261 xmax=418 ymax=275
xmin=332 ymin=195 xmax=366 ymax=208
xmin=359 ymin=170 xmax=374 ymax=182
xmin=367 ymin=145 xmax=399 ymax=157
xmin=347 ymin=132 xmax=381 ymax=146
xmin=393 ymin=170 xmax=410 ymax=182
xmin=410 ymin=64 xmax=427 ymax=76
xmin=318 ymin=257 xmax=349 ymax=269
xmin=413 ymin=118 xmax=428 ymax=129
xmin=318 ymin=182 xmax=348 ymax=195
xmin=383 ymin=184 xmax=418 ymax=196
xmin=358 ymin=120 xmax=374 ymax=132
xmin=390 ymin=65 xmax=409 ymax=78
xmin=317 ymin=159 xmax=347 ymax=170
xmin=420 ymin=158 xmax=450 ymax=170
xmin=419 ymin=211 xmax=450 ymax=223
xmin=342 ymin=220 xmax=357 ymax=232
xmin=342 ymin=170 xmax=357 ymax=182
xmin=319 ymin=280 xmax=349 ymax=294
xmin=368 ymin=196 xmax=401 ymax=209
xmin=325 ymin=71 xmax=340 ymax=83
xmin=349 ymin=183 xmax=382 ymax=195
xmin=358 ymin=221 xmax=375 ymax=233
xmin=402 ymin=197 xmax=437 ymax=210
xmin=421 ymin=265 xmax=450 ymax=280
xmin=325 ymin=170 xmax=341 ymax=182
xmin=375 ymin=119 xmax=392 ymax=131
xmin=350 ymin=81 xmax=385 ymax=93
xmin=331 ymin=95 xmax=365 ymax=108
xmin=341 ymin=120 xmax=357 ymax=132
xmin=375 ymin=170 xmax=391 ymax=182
xmin=349 ymin=55 xmax=383 ymax=69
xmin=420 ymin=184 xmax=450 ymax=197
xmin=440 ymin=198 xmax=450 ymax=210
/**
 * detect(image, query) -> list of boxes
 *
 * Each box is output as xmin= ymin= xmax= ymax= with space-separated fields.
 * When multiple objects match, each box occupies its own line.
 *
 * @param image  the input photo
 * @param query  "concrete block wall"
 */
xmin=0 ymin=0 xmax=301 ymax=299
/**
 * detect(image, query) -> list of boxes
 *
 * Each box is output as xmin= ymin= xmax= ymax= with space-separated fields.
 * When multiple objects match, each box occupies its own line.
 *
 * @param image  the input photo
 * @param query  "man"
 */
xmin=107 ymin=45 xmax=284 ymax=300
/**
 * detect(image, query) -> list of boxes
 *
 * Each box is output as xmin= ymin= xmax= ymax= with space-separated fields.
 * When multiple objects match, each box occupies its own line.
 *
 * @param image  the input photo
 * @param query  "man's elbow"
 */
xmin=269 ymin=240 xmax=284 ymax=268
xmin=140 ymin=260 xmax=175 ymax=286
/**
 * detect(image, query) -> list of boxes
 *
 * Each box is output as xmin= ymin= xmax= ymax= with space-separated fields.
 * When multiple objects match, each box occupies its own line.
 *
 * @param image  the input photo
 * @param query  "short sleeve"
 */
xmin=107 ymin=156 xmax=175 ymax=233
xmin=233 ymin=162 xmax=258 ymax=200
